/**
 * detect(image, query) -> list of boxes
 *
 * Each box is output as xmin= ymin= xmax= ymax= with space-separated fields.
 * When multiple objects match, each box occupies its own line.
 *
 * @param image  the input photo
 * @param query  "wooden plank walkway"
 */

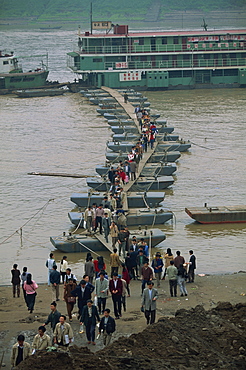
xmin=101 ymin=86 xmax=157 ymax=196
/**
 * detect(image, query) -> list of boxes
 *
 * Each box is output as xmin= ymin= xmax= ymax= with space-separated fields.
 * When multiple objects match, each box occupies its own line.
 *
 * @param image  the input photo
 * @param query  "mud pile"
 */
xmin=18 ymin=302 xmax=246 ymax=370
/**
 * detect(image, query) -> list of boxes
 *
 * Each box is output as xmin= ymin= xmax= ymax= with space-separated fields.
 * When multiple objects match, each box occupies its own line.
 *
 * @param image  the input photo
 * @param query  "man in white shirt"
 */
xmin=46 ymin=253 xmax=56 ymax=286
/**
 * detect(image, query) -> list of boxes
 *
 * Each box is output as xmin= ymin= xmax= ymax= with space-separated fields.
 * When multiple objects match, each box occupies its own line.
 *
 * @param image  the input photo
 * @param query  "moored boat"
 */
xmin=105 ymin=150 xmax=181 ymax=163
xmin=15 ymin=88 xmax=65 ymax=98
xmin=71 ymin=191 xmax=165 ymax=209
xmin=0 ymin=51 xmax=49 ymax=94
xmin=68 ymin=207 xmax=173 ymax=228
xmin=185 ymin=205 xmax=246 ymax=224
xmin=50 ymin=227 xmax=166 ymax=253
xmin=86 ymin=175 xmax=174 ymax=192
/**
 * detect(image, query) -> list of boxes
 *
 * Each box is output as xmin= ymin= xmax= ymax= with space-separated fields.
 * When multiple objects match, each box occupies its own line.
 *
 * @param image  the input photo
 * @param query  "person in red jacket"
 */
xmin=121 ymin=263 xmax=130 ymax=297
xmin=109 ymin=273 xmax=123 ymax=319
xmin=118 ymin=169 xmax=126 ymax=184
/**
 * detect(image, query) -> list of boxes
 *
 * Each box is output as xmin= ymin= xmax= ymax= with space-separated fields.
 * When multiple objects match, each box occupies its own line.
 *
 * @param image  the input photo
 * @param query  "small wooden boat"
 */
xmin=70 ymin=191 xmax=165 ymax=209
xmin=50 ymin=228 xmax=166 ymax=253
xmin=185 ymin=205 xmax=246 ymax=224
xmin=15 ymin=88 xmax=65 ymax=98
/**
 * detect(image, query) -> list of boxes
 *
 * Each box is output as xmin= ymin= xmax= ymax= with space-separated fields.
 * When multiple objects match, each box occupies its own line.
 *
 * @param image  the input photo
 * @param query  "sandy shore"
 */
xmin=0 ymin=272 xmax=245 ymax=368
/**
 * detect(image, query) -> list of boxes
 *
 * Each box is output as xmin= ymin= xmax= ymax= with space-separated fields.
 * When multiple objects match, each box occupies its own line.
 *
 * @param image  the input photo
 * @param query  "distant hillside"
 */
xmin=0 ymin=0 xmax=245 ymax=23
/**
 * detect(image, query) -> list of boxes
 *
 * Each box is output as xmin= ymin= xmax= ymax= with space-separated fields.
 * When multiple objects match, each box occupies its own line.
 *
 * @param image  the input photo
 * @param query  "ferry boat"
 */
xmin=0 ymin=51 xmax=49 ymax=93
xmin=67 ymin=24 xmax=246 ymax=90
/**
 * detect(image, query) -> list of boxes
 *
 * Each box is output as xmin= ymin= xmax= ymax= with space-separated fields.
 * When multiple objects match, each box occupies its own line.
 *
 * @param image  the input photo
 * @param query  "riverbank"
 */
xmin=0 ymin=272 xmax=245 ymax=368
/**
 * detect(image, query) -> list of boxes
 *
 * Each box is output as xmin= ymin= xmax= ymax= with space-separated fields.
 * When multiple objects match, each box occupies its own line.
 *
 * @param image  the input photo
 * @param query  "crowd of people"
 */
xmin=10 ymin=246 xmax=196 ymax=367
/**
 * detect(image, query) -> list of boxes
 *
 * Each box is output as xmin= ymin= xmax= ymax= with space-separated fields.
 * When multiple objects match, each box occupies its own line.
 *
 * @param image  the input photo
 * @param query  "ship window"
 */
xmin=139 ymin=38 xmax=144 ymax=45
xmin=204 ymin=54 xmax=210 ymax=59
xmin=162 ymin=37 xmax=167 ymax=44
xmin=183 ymin=70 xmax=192 ymax=77
xmin=93 ymin=58 xmax=102 ymax=62
xmin=162 ymin=55 xmax=169 ymax=60
xmin=140 ymin=56 xmax=147 ymax=61
xmin=212 ymin=70 xmax=223 ymax=76
xmin=169 ymin=71 xmax=182 ymax=78
xmin=229 ymin=53 xmax=236 ymax=58
xmin=173 ymin=37 xmax=179 ymax=44
xmin=183 ymin=54 xmax=190 ymax=60
xmin=23 ymin=77 xmax=35 ymax=81
xmin=224 ymin=69 xmax=238 ymax=76
xmin=10 ymin=77 xmax=22 ymax=82
xmin=3 ymin=61 xmax=9 ymax=65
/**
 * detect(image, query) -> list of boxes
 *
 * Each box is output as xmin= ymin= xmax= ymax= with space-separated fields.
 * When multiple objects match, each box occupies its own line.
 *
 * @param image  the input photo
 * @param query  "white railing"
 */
xmin=75 ymin=42 xmax=246 ymax=55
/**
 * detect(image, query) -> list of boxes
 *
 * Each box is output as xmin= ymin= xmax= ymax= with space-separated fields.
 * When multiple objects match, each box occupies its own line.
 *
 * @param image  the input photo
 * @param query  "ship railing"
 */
xmin=104 ymin=58 xmax=246 ymax=70
xmin=76 ymin=42 xmax=246 ymax=54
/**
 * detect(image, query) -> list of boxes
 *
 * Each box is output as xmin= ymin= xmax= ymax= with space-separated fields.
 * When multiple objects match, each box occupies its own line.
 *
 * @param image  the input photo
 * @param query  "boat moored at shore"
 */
xmin=185 ymin=205 xmax=246 ymax=224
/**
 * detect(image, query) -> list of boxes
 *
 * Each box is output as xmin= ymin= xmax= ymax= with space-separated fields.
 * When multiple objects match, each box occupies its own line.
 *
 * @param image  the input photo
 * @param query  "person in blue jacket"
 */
xmin=151 ymin=252 xmax=164 ymax=288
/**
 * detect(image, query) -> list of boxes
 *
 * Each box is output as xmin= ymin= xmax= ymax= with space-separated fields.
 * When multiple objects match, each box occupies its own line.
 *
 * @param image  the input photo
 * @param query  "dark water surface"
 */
xmin=0 ymin=30 xmax=246 ymax=283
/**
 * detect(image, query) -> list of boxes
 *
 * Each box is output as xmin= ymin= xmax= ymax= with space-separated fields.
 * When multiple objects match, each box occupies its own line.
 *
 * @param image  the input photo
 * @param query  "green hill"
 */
xmin=0 ymin=0 xmax=245 ymax=22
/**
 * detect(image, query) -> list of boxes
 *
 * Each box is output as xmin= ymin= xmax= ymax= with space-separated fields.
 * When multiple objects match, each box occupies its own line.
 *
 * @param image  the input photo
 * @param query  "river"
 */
xmin=0 ymin=29 xmax=246 ymax=284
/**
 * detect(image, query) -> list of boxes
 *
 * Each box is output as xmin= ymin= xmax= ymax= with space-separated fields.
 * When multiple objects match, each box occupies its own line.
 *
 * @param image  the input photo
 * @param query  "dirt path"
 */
xmin=0 ymin=272 xmax=245 ymax=368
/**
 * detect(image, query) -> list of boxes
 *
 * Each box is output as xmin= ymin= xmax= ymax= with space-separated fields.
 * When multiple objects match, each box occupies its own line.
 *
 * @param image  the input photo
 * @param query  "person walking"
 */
xmin=60 ymin=256 xmax=68 ymax=284
xmin=50 ymin=265 xmax=60 ymax=302
xmin=162 ymin=248 xmax=174 ymax=280
xmin=109 ymin=273 xmax=123 ymax=319
xmin=129 ymin=247 xmax=138 ymax=279
xmin=11 ymin=263 xmax=21 ymax=298
xmin=95 ymin=271 xmax=109 ymax=314
xmin=102 ymin=212 xmax=111 ymax=243
xmin=123 ymin=92 xmax=128 ymax=103
xmin=141 ymin=261 xmax=153 ymax=294
xmin=21 ymin=267 xmax=29 ymax=303
xmin=64 ymin=268 xmax=77 ymax=284
xmin=84 ymin=256 xmax=95 ymax=284
xmin=188 ymin=250 xmax=196 ymax=283
xmin=43 ymin=301 xmax=61 ymax=332
xmin=118 ymin=228 xmax=127 ymax=257
xmin=177 ymin=264 xmax=188 ymax=297
xmin=94 ymin=204 xmax=104 ymax=234
xmin=98 ymin=309 xmax=116 ymax=346
xmin=64 ymin=278 xmax=77 ymax=321
xmin=122 ymin=263 xmax=130 ymax=297
xmin=80 ymin=299 xmax=100 ymax=345
xmin=23 ymin=273 xmax=38 ymax=313
xmin=10 ymin=334 xmax=32 ymax=368
xmin=46 ymin=253 xmax=56 ymax=286
xmin=129 ymin=160 xmax=137 ymax=181
xmin=151 ymin=252 xmax=164 ymax=288
xmin=166 ymin=260 xmax=178 ymax=297
xmin=141 ymin=281 xmax=158 ymax=325
xmin=174 ymin=251 xmax=185 ymax=269
xmin=94 ymin=256 xmax=106 ymax=279
xmin=84 ymin=206 xmax=93 ymax=232
xmin=32 ymin=326 xmax=51 ymax=352
xmin=53 ymin=315 xmax=73 ymax=347
xmin=109 ymin=248 xmax=121 ymax=277
xmin=137 ymin=251 xmax=148 ymax=279
xmin=71 ymin=279 xmax=93 ymax=318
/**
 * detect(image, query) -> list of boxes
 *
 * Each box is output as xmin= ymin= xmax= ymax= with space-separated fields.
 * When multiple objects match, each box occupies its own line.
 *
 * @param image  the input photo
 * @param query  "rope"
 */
xmin=72 ymin=213 xmax=84 ymax=233
xmin=0 ymin=199 xmax=54 ymax=246
xmin=190 ymin=141 xmax=214 ymax=150
xmin=77 ymin=240 xmax=110 ymax=264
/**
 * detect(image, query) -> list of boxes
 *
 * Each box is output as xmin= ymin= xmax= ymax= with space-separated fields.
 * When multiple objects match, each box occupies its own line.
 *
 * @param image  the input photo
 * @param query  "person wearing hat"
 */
xmin=151 ymin=253 xmax=164 ymax=288
xmin=141 ymin=281 xmax=158 ymax=325
xmin=80 ymin=299 xmax=100 ymax=345
xmin=71 ymin=279 xmax=93 ymax=318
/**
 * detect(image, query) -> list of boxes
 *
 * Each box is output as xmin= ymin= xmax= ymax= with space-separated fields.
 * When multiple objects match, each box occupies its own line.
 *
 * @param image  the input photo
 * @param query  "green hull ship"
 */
xmin=0 ymin=51 xmax=49 ymax=94
xmin=67 ymin=24 xmax=246 ymax=90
